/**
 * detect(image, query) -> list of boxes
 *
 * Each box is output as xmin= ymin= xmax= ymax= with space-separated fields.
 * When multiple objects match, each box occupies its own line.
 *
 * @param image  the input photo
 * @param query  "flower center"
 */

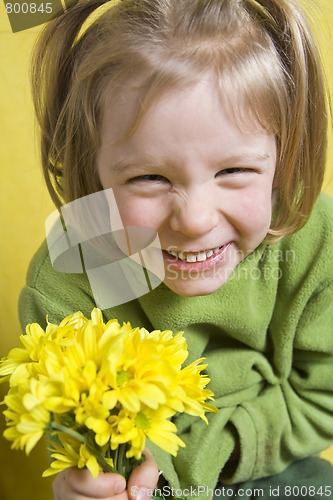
xmin=134 ymin=412 xmax=150 ymax=431
xmin=116 ymin=371 xmax=130 ymax=386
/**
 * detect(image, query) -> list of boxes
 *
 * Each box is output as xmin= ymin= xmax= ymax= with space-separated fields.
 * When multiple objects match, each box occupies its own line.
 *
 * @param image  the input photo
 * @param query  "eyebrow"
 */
xmin=218 ymin=153 xmax=271 ymax=165
xmin=110 ymin=152 xmax=271 ymax=174
xmin=110 ymin=158 xmax=171 ymax=174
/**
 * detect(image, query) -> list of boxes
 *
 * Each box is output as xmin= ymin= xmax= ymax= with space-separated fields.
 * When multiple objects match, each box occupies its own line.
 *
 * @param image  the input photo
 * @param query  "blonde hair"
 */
xmin=31 ymin=0 xmax=328 ymax=241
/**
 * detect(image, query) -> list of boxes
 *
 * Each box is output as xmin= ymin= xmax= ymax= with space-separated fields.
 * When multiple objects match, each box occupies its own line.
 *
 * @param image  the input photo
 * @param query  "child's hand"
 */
xmin=52 ymin=448 xmax=160 ymax=500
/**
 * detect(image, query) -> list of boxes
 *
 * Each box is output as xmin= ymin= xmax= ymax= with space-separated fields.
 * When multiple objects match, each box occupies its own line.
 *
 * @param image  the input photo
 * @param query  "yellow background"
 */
xmin=0 ymin=2 xmax=332 ymax=499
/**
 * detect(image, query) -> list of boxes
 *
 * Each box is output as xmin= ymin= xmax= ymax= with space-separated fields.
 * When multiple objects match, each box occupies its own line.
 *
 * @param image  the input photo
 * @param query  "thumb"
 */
xmin=128 ymin=448 xmax=160 ymax=500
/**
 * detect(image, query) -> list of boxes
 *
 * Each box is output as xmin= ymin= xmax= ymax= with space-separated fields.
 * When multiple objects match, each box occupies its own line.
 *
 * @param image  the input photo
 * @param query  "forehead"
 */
xmin=98 ymin=74 xmax=276 ymax=168
xmin=100 ymin=71 xmax=273 ymax=146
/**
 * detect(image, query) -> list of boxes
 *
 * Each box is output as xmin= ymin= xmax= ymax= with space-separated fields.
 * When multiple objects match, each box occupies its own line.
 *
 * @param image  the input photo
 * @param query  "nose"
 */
xmin=169 ymin=188 xmax=219 ymax=237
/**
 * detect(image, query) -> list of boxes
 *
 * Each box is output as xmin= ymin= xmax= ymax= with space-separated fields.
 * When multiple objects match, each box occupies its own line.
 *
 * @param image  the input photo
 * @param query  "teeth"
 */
xmin=197 ymin=252 xmax=207 ymax=262
xmin=167 ymin=246 xmax=222 ymax=262
xmin=168 ymin=251 xmax=178 ymax=257
xmin=186 ymin=254 xmax=197 ymax=263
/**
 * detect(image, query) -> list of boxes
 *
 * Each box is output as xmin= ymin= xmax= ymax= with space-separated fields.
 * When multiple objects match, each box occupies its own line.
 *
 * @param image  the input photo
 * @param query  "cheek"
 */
xmin=115 ymin=195 xmax=165 ymax=229
xmin=231 ymin=186 xmax=273 ymax=234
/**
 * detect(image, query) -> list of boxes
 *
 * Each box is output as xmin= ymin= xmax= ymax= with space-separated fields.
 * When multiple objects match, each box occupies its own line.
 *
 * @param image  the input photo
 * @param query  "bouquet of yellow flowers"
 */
xmin=0 ymin=309 xmax=217 ymax=480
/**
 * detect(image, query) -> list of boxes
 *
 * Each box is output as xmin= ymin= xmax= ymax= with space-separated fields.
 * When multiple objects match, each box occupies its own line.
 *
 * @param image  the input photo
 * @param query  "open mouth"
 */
xmin=164 ymin=246 xmax=225 ymax=263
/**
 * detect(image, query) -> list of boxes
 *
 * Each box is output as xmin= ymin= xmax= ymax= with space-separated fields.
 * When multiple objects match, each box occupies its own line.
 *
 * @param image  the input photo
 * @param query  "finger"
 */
xmin=53 ymin=467 xmax=127 ymax=499
xmin=128 ymin=448 xmax=160 ymax=500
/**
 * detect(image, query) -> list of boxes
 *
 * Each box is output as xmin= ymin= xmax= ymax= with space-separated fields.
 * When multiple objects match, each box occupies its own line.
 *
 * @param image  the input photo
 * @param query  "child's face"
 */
xmin=98 ymin=75 xmax=276 ymax=297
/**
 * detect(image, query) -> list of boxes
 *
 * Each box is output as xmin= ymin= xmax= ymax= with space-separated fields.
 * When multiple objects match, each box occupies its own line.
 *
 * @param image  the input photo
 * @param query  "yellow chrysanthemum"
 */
xmin=0 ymin=308 xmax=217 ymax=479
xmin=0 ymin=323 xmax=47 ymax=385
xmin=3 ymin=380 xmax=51 ymax=454
xmin=0 ymin=348 xmax=31 ymax=384
xmin=172 ymin=358 xmax=218 ymax=423
xmin=43 ymin=437 xmax=81 ymax=477
xmin=0 ymin=311 xmax=87 ymax=384
xmin=44 ymin=433 xmax=115 ymax=479
xmin=108 ymin=406 xmax=185 ymax=459
xmin=100 ymin=327 xmax=190 ymax=415
xmin=78 ymin=443 xmax=101 ymax=478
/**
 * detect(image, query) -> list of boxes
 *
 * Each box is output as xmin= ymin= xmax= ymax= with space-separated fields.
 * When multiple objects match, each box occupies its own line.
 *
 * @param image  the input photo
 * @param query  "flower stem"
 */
xmin=117 ymin=444 xmax=127 ymax=478
xmin=50 ymin=422 xmax=86 ymax=443
xmin=50 ymin=422 xmax=116 ymax=474
xmin=50 ymin=423 xmax=141 ymax=478
xmin=86 ymin=434 xmax=116 ymax=474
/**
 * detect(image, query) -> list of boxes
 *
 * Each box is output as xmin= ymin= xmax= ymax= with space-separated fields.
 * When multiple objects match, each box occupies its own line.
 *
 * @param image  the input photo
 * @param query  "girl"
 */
xmin=20 ymin=0 xmax=333 ymax=499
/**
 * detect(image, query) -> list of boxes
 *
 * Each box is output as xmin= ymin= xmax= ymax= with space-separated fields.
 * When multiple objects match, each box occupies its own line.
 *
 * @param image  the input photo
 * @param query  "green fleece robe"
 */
xmin=19 ymin=193 xmax=333 ymax=496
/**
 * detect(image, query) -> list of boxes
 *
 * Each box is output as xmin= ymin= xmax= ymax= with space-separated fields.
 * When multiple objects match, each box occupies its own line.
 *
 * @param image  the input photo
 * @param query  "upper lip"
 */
xmin=164 ymin=246 xmax=223 ymax=254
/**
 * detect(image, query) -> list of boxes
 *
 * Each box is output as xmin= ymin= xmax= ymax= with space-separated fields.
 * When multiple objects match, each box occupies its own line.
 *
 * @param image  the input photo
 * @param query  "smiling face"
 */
xmin=97 ymin=75 xmax=277 ymax=296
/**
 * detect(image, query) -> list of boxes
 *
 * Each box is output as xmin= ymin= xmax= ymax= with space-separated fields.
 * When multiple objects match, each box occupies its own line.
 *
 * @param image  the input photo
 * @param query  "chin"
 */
xmin=163 ymin=275 xmax=230 ymax=297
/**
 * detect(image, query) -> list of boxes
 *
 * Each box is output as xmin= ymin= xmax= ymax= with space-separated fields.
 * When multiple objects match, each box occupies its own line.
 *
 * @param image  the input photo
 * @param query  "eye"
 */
xmin=128 ymin=174 xmax=168 ymax=183
xmin=216 ymin=167 xmax=251 ymax=176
